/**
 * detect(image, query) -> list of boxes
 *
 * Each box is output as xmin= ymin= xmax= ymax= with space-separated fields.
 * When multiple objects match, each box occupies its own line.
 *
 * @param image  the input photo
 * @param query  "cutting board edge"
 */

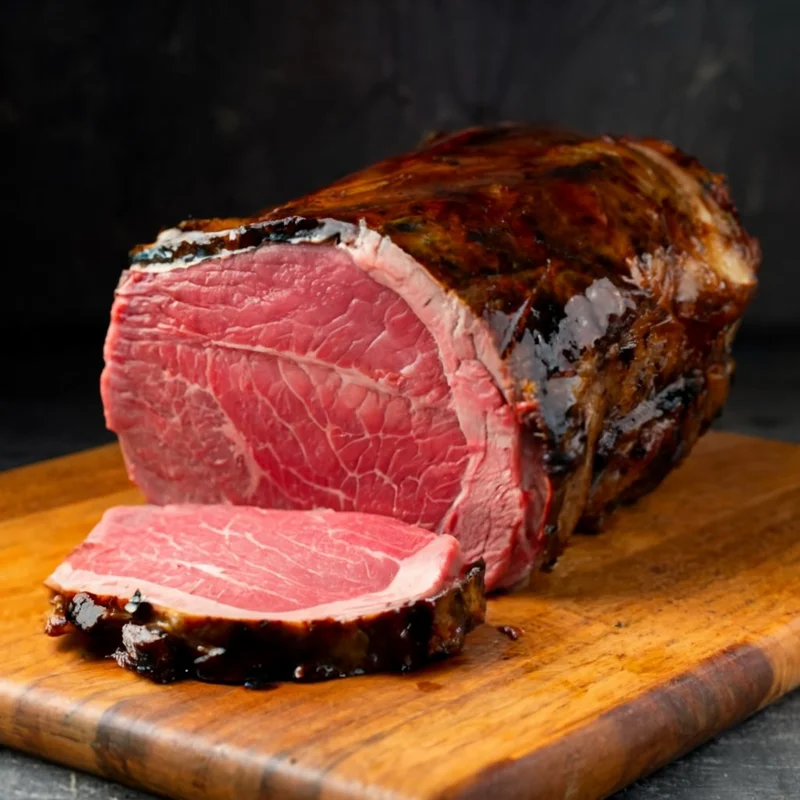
xmin=448 ymin=624 xmax=800 ymax=800
xmin=4 ymin=621 xmax=800 ymax=800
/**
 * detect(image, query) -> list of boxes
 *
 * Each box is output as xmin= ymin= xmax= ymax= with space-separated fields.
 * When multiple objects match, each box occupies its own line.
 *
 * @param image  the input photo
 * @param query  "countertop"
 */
xmin=2 ymin=334 xmax=798 ymax=800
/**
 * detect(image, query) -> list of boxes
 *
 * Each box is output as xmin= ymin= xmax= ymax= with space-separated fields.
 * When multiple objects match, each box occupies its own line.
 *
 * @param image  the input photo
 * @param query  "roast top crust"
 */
xmin=130 ymin=124 xmax=759 ymax=343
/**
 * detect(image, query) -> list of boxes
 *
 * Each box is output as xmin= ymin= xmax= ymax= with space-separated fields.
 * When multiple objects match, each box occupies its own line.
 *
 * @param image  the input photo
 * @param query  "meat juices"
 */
xmin=45 ymin=506 xmax=485 ymax=683
xmin=102 ymin=126 xmax=759 ymax=590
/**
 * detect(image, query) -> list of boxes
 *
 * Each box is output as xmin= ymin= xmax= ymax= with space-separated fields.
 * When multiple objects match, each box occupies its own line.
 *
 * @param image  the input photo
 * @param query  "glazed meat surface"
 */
xmin=105 ymin=125 xmax=760 ymax=589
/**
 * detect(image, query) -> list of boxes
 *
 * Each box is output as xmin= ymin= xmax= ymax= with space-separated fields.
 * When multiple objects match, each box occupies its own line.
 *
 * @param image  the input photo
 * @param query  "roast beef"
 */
xmin=102 ymin=125 xmax=760 ymax=590
xmin=45 ymin=505 xmax=485 ymax=683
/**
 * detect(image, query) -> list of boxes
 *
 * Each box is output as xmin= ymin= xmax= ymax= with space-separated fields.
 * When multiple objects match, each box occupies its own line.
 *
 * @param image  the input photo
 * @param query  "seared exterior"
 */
xmin=131 ymin=125 xmax=759 ymax=569
xmin=46 ymin=563 xmax=485 ymax=684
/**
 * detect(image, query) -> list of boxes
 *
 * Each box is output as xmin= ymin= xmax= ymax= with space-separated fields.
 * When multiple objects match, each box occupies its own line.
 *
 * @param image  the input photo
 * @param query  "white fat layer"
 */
xmin=342 ymin=223 xmax=526 ymax=584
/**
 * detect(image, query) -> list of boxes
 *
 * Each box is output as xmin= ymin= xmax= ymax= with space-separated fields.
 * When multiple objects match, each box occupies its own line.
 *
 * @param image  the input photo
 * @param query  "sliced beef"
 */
xmin=45 ymin=505 xmax=485 ymax=683
xmin=103 ymin=125 xmax=760 ymax=590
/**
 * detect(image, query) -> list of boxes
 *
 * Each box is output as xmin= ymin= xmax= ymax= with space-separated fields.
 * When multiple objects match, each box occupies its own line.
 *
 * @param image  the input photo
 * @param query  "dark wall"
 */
xmin=3 ymin=0 xmax=797 ymax=336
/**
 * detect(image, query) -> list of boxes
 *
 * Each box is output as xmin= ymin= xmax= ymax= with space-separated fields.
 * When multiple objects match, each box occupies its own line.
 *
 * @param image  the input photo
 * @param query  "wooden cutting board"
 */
xmin=2 ymin=432 xmax=800 ymax=800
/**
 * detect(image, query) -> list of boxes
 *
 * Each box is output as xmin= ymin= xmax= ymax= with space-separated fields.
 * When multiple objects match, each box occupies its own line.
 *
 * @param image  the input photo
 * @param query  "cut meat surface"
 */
xmin=106 ymin=236 xmax=521 ymax=589
xmin=48 ymin=506 xmax=468 ymax=619
xmin=45 ymin=505 xmax=486 ymax=683
xmin=104 ymin=125 xmax=760 ymax=590
xmin=106 ymin=246 xmax=473 ymax=533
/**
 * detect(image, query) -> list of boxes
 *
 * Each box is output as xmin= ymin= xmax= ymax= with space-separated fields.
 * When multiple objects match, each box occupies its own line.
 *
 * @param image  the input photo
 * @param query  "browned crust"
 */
xmin=127 ymin=125 xmax=760 ymax=571
xmin=45 ymin=563 xmax=486 ymax=684
xmin=132 ymin=126 xmax=759 ymax=317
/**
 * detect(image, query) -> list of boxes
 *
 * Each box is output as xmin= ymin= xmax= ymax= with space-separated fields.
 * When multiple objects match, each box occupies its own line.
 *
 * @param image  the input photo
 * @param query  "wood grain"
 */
xmin=1 ymin=432 xmax=800 ymax=800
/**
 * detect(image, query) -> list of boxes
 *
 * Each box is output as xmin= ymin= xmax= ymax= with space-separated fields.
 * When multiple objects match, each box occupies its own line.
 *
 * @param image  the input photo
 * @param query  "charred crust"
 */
xmin=44 ymin=593 xmax=71 ymax=636
xmin=114 ymin=624 xmax=186 ymax=683
xmin=541 ymin=449 xmax=576 ymax=476
xmin=70 ymin=592 xmax=129 ymax=631
xmin=383 ymin=218 xmax=424 ymax=235
xmin=546 ymin=159 xmax=609 ymax=181
xmin=619 ymin=342 xmax=637 ymax=365
xmin=45 ymin=563 xmax=486 ymax=685
xmin=129 ymin=217 xmax=337 ymax=266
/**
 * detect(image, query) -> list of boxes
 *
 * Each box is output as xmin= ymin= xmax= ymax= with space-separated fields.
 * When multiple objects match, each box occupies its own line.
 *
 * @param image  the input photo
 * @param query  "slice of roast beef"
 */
xmin=45 ymin=505 xmax=485 ymax=683
xmin=102 ymin=125 xmax=760 ymax=590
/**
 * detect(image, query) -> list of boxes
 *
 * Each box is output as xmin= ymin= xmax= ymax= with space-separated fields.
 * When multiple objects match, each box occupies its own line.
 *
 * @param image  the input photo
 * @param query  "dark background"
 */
xmin=2 ymin=0 xmax=798 ymax=333
xmin=1 ymin=1 xmax=799 ymax=798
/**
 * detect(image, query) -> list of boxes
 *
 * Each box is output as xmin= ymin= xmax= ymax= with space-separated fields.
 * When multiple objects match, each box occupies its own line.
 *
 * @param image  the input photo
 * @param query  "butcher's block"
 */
xmin=2 ymin=432 xmax=800 ymax=800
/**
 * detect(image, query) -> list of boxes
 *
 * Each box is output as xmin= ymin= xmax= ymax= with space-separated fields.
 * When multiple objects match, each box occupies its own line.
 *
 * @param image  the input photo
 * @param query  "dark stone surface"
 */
xmin=1 ymin=334 xmax=798 ymax=798
xmin=0 ymin=748 xmax=158 ymax=800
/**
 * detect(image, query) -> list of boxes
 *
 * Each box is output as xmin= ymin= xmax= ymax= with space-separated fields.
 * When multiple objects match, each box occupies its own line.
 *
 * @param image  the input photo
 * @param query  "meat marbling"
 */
xmin=46 ymin=505 xmax=485 ymax=683
xmin=102 ymin=125 xmax=760 ymax=590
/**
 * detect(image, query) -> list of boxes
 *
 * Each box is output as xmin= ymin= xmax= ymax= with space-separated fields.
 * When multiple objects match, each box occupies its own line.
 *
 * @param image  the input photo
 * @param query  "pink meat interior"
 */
xmin=103 ymin=245 xmax=470 ymax=532
xmin=47 ymin=506 xmax=463 ymax=616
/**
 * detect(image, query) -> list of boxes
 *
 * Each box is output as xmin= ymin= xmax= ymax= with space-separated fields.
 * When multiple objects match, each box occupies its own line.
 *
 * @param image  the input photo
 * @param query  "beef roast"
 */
xmin=45 ymin=505 xmax=485 ymax=683
xmin=102 ymin=125 xmax=760 ymax=590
